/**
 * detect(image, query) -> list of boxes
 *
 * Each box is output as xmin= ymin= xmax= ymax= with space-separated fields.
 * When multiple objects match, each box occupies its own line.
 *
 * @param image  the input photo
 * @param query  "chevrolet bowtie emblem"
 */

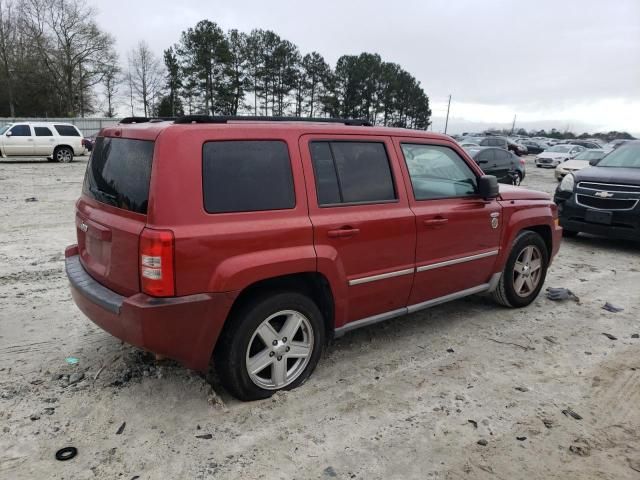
xmin=594 ymin=191 xmax=614 ymax=198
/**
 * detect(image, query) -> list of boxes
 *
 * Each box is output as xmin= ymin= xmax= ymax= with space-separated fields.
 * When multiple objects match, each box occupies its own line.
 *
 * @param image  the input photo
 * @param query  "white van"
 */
xmin=0 ymin=122 xmax=85 ymax=162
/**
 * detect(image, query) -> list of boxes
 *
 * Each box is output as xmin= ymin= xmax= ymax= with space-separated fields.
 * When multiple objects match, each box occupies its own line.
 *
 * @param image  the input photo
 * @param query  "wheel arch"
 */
xmin=216 ymin=272 xmax=336 ymax=354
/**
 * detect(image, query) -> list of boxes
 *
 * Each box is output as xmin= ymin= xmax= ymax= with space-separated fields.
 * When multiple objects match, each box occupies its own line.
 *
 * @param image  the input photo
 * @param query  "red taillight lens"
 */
xmin=520 ymin=158 xmax=526 ymax=166
xmin=139 ymin=228 xmax=175 ymax=297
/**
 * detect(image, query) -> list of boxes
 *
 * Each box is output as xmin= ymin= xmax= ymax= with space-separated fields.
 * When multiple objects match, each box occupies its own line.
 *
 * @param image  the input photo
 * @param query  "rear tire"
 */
xmin=492 ymin=231 xmax=549 ymax=308
xmin=214 ymin=291 xmax=325 ymax=401
xmin=54 ymin=146 xmax=74 ymax=163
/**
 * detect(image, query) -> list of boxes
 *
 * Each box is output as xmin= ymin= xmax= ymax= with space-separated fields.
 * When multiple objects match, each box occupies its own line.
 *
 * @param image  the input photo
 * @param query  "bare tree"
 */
xmin=22 ymin=0 xmax=115 ymax=116
xmin=128 ymin=41 xmax=163 ymax=117
xmin=0 ymin=0 xmax=18 ymax=116
xmin=102 ymin=62 xmax=120 ymax=117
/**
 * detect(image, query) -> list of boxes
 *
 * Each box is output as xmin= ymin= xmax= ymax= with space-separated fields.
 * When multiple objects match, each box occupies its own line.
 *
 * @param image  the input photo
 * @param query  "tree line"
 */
xmin=0 ymin=0 xmax=432 ymax=129
xmin=485 ymin=127 xmax=636 ymax=142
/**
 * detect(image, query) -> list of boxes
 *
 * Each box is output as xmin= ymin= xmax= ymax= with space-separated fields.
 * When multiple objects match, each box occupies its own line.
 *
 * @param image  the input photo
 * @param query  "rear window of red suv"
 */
xmin=82 ymin=137 xmax=154 ymax=214
xmin=202 ymin=140 xmax=295 ymax=213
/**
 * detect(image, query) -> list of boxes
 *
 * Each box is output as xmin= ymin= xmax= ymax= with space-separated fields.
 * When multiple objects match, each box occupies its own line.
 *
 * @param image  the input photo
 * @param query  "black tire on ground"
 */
xmin=492 ymin=230 xmax=549 ymax=308
xmin=214 ymin=291 xmax=325 ymax=401
xmin=54 ymin=146 xmax=74 ymax=163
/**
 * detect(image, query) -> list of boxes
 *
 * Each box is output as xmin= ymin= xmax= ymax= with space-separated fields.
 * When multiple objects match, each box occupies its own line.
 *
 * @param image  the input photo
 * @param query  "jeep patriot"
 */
xmin=65 ymin=116 xmax=562 ymax=400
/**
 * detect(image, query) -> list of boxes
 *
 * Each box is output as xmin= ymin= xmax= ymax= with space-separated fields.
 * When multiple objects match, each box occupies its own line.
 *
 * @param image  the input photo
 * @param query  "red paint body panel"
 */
xmin=67 ymin=120 xmax=563 ymax=372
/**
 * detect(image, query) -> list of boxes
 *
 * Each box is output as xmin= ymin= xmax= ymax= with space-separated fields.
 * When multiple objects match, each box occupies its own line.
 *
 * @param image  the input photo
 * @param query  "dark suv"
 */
xmin=465 ymin=146 xmax=526 ymax=185
xmin=479 ymin=136 xmax=527 ymax=156
xmin=66 ymin=116 xmax=561 ymax=400
xmin=554 ymin=140 xmax=640 ymax=240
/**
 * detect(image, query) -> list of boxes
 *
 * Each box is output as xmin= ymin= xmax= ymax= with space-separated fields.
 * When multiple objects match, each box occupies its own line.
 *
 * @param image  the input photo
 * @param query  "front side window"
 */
xmin=202 ymin=140 xmax=295 ymax=213
xmin=310 ymin=141 xmax=396 ymax=205
xmin=401 ymin=144 xmax=477 ymax=200
xmin=54 ymin=125 xmax=81 ymax=137
xmin=9 ymin=125 xmax=31 ymax=136
xmin=34 ymin=127 xmax=53 ymax=136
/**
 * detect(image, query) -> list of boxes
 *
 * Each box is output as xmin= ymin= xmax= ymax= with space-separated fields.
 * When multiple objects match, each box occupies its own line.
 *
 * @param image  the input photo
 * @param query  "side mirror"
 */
xmin=589 ymin=158 xmax=599 ymax=166
xmin=5 ymin=130 xmax=12 ymax=137
xmin=478 ymin=175 xmax=499 ymax=199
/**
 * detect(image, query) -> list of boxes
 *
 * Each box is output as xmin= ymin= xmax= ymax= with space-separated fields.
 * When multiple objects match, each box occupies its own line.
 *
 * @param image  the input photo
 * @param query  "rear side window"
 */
xmin=9 ymin=125 xmax=31 ymax=136
xmin=82 ymin=137 xmax=154 ymax=214
xmin=202 ymin=140 xmax=295 ymax=214
xmin=54 ymin=125 xmax=80 ymax=136
xmin=310 ymin=141 xmax=396 ymax=205
xmin=34 ymin=127 xmax=53 ymax=136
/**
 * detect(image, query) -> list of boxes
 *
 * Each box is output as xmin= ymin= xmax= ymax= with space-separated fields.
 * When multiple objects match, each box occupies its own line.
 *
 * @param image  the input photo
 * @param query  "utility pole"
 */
xmin=510 ymin=114 xmax=516 ymax=135
xmin=444 ymin=94 xmax=451 ymax=134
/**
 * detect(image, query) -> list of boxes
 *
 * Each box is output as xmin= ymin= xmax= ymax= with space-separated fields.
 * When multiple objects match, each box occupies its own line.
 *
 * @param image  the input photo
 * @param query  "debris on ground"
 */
xmin=446 ymin=348 xmax=455 ymax=353
xmin=68 ymin=372 xmax=84 ymax=385
xmin=602 ymin=333 xmax=618 ymax=341
xmin=569 ymin=440 xmax=591 ymax=457
xmin=55 ymin=447 xmax=78 ymax=461
xmin=195 ymin=433 xmax=213 ymax=440
xmin=542 ymin=419 xmax=554 ymax=429
xmin=65 ymin=357 xmax=79 ymax=365
xmin=632 ymin=334 xmax=639 ymax=339
xmin=543 ymin=335 xmax=558 ymax=344
xmin=515 ymin=386 xmax=529 ymax=392
xmin=545 ymin=287 xmax=579 ymax=302
xmin=323 ymin=466 xmax=338 ymax=477
xmin=516 ymin=436 xmax=527 ymax=441
xmin=477 ymin=439 xmax=488 ymax=446
xmin=602 ymin=302 xmax=624 ymax=313
xmin=116 ymin=422 xmax=126 ymax=435
xmin=562 ymin=408 xmax=583 ymax=420
xmin=24 ymin=197 xmax=38 ymax=202
xmin=468 ymin=420 xmax=478 ymax=429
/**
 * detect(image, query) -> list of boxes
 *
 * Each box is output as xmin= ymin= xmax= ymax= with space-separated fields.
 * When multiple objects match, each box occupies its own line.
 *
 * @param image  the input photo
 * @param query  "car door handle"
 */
xmin=327 ymin=227 xmax=360 ymax=238
xmin=423 ymin=218 xmax=448 ymax=227
xmin=477 ymin=160 xmax=488 ymax=164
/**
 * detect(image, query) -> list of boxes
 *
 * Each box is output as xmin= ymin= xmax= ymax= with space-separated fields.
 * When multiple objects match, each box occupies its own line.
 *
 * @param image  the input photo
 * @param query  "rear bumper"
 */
xmin=65 ymin=247 xmax=238 ymax=372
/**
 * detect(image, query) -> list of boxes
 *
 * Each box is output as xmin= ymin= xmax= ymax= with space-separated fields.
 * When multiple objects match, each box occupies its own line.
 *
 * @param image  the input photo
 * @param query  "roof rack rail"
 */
xmin=173 ymin=115 xmax=372 ymax=126
xmin=119 ymin=116 xmax=175 ymax=124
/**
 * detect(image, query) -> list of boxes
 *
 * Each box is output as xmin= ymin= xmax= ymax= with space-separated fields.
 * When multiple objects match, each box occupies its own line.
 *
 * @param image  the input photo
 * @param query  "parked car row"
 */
xmin=0 ymin=122 xmax=86 ymax=162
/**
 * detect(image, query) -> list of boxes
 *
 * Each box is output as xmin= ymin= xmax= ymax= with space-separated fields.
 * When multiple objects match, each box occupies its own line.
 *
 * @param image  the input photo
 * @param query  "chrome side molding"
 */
xmin=334 ymin=272 xmax=502 ymax=337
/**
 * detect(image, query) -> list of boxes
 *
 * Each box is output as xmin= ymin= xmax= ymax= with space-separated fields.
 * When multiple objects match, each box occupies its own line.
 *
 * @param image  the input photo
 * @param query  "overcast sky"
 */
xmin=93 ymin=0 xmax=640 ymax=135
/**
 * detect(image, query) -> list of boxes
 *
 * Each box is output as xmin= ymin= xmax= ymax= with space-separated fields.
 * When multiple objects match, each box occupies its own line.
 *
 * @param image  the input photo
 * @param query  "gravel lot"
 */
xmin=1 ymin=155 xmax=639 ymax=479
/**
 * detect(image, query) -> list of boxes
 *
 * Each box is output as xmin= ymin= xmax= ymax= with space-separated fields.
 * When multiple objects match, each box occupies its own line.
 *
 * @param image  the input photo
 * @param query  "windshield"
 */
xmin=574 ymin=150 xmax=605 ymax=161
xmin=596 ymin=142 xmax=640 ymax=168
xmin=548 ymin=145 xmax=572 ymax=153
xmin=0 ymin=126 xmax=10 ymax=135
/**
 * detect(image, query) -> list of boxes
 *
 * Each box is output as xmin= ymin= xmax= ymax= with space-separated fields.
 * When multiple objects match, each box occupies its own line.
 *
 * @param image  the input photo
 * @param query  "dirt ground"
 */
xmin=1 ymin=155 xmax=639 ymax=480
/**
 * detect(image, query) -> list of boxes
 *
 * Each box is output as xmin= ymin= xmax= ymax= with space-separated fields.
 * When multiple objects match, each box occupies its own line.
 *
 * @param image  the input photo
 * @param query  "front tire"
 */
xmin=54 ymin=146 xmax=74 ymax=163
xmin=214 ymin=291 xmax=325 ymax=401
xmin=492 ymin=231 xmax=549 ymax=308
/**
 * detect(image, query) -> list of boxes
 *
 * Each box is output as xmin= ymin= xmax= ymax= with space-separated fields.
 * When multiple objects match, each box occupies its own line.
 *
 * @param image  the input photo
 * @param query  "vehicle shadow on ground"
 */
xmin=0 ymin=158 xmax=88 ymax=164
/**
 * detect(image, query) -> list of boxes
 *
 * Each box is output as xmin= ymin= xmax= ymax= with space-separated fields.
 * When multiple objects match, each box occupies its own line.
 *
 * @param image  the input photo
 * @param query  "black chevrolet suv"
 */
xmin=554 ymin=140 xmax=640 ymax=241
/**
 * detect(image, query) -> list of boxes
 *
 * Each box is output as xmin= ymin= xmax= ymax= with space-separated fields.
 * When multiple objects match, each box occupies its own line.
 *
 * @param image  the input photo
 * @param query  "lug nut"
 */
xmin=282 ymin=337 xmax=287 ymax=342
xmin=277 ymin=356 xmax=282 ymax=361
xmin=286 ymin=346 xmax=290 ymax=352
xmin=269 ymin=352 xmax=275 ymax=357
xmin=272 ymin=340 xmax=278 ymax=346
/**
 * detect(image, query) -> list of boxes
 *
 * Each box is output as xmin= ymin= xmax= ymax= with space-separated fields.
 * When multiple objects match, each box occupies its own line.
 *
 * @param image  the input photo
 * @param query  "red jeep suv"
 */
xmin=66 ymin=116 xmax=562 ymax=400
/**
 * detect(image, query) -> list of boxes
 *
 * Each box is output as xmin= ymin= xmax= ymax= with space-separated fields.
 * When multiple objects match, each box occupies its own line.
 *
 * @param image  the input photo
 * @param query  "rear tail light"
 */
xmin=139 ymin=228 xmax=175 ymax=297
xmin=519 ymin=158 xmax=526 ymax=166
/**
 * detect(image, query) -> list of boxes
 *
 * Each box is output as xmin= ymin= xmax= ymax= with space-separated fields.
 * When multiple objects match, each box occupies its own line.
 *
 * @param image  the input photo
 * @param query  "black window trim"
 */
xmin=201 ymin=138 xmax=297 ymax=215
xmin=399 ymin=141 xmax=484 ymax=202
xmin=308 ymin=139 xmax=400 ymax=208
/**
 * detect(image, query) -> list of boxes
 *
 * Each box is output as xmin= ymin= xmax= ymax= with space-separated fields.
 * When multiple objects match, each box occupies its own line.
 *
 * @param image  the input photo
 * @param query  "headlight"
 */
xmin=559 ymin=173 xmax=575 ymax=192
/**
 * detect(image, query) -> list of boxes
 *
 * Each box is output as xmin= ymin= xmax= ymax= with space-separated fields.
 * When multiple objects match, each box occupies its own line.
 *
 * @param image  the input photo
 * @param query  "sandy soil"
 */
xmin=1 ymin=156 xmax=639 ymax=480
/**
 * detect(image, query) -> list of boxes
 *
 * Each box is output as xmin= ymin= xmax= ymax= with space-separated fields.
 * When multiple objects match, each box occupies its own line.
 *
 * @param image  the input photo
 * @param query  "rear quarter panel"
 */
xmin=147 ymin=126 xmax=315 ymax=297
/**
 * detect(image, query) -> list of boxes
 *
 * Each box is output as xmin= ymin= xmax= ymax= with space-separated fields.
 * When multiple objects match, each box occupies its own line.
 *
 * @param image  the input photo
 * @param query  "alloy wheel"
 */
xmin=512 ymin=245 xmax=542 ymax=297
xmin=245 ymin=310 xmax=314 ymax=390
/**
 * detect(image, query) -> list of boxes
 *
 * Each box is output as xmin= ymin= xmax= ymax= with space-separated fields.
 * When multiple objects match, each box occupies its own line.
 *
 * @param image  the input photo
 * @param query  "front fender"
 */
xmin=496 ymin=201 xmax=558 ymax=271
